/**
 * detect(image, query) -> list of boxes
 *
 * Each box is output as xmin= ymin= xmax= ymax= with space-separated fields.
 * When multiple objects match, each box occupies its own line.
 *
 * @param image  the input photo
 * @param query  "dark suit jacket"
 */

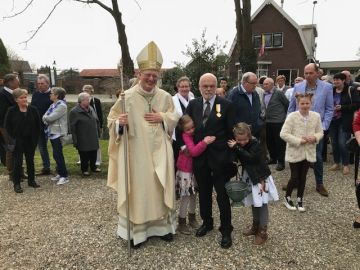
xmin=227 ymin=86 xmax=262 ymax=136
xmin=0 ymin=88 xmax=16 ymax=127
xmin=4 ymin=105 xmax=41 ymax=148
xmin=90 ymin=97 xmax=103 ymax=128
xmin=186 ymin=96 xmax=235 ymax=170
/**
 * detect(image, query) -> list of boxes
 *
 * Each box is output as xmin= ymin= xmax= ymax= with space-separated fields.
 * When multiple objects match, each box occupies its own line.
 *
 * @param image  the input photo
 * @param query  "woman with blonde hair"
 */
xmin=5 ymin=88 xmax=41 ymax=193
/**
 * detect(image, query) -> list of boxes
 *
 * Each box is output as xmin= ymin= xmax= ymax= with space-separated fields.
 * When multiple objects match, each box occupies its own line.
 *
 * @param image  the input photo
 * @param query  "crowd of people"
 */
xmin=0 ymin=74 xmax=103 ymax=192
xmin=1 ymin=41 xmax=360 ymax=250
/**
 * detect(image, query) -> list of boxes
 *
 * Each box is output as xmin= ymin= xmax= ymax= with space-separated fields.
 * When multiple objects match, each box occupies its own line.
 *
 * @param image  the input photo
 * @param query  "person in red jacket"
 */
xmin=353 ymin=109 xmax=360 ymax=228
xmin=175 ymin=115 xmax=215 ymax=234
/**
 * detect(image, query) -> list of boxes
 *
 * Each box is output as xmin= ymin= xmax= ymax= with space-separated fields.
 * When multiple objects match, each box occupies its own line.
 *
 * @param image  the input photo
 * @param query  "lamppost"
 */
xmin=311 ymin=1 xmax=318 ymax=62
xmin=50 ymin=60 xmax=57 ymax=87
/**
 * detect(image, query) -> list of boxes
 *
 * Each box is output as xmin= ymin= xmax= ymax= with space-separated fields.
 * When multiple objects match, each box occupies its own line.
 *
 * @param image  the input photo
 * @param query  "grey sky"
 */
xmin=0 ymin=0 xmax=359 ymax=71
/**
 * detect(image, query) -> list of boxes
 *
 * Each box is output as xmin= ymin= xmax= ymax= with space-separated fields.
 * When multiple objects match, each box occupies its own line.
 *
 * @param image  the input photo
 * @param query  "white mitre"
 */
xmin=136 ymin=41 xmax=163 ymax=71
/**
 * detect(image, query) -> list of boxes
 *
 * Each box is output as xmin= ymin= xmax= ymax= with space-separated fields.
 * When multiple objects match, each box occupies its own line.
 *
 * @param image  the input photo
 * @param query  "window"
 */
xmin=277 ymin=69 xmax=299 ymax=86
xmin=253 ymin=33 xmax=283 ymax=48
xmin=264 ymin=34 xmax=272 ymax=48
xmin=257 ymin=64 xmax=269 ymax=78
xmin=253 ymin=35 xmax=261 ymax=48
xmin=273 ymin=33 xmax=283 ymax=47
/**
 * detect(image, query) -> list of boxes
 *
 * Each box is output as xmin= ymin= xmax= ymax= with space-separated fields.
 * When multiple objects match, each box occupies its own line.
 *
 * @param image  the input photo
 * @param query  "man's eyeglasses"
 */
xmin=246 ymin=81 xmax=257 ymax=85
xmin=202 ymin=84 xmax=216 ymax=89
xmin=142 ymin=73 xmax=158 ymax=79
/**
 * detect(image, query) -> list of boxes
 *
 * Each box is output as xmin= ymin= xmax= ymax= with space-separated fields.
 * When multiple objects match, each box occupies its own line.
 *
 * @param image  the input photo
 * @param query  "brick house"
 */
xmin=228 ymin=0 xmax=317 ymax=85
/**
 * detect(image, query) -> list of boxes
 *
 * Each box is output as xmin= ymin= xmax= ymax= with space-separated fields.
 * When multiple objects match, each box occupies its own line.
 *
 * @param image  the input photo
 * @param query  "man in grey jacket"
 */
xmin=263 ymin=77 xmax=289 ymax=171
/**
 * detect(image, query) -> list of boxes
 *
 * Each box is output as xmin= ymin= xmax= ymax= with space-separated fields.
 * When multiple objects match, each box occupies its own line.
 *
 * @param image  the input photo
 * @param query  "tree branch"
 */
xmin=3 ymin=0 xmax=36 ymax=19
xmin=73 ymin=0 xmax=113 ymax=15
xmin=19 ymin=0 xmax=63 ymax=47
xmin=133 ymin=0 xmax=142 ymax=10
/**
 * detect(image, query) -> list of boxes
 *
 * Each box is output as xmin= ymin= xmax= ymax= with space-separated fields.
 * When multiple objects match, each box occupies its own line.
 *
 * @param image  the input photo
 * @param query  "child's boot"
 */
xmin=242 ymin=222 xmax=258 ymax=236
xmin=254 ymin=225 xmax=268 ymax=245
xmin=178 ymin=217 xmax=191 ymax=235
xmin=188 ymin=213 xmax=199 ymax=229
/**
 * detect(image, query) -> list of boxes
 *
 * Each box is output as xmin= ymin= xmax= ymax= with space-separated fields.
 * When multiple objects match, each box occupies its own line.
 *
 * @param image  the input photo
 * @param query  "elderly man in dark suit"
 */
xmin=0 ymin=74 xmax=19 ymax=179
xmin=227 ymin=72 xmax=263 ymax=139
xmin=186 ymin=73 xmax=235 ymax=249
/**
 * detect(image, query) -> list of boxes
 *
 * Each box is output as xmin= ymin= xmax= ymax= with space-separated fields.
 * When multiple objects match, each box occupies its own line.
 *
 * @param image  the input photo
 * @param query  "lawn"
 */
xmin=0 ymin=140 xmax=109 ymax=177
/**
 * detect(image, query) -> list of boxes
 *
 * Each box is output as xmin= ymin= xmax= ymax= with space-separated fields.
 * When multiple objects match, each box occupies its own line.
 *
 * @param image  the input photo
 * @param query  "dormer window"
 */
xmin=253 ymin=32 xmax=283 ymax=48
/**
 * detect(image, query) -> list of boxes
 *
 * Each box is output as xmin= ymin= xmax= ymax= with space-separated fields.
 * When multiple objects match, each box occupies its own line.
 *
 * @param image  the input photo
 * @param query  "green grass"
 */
xmin=1 ymin=140 xmax=109 ymax=177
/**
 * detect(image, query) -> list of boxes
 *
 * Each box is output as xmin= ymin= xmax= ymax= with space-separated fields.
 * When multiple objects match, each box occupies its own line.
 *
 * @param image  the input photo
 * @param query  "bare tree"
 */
xmin=234 ymin=0 xmax=257 ymax=73
xmin=5 ymin=46 xmax=23 ymax=61
xmin=4 ymin=0 xmax=135 ymax=79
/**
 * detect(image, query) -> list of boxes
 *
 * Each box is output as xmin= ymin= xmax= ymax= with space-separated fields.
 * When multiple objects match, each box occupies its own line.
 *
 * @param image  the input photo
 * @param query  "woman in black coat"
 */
xmin=329 ymin=73 xmax=360 ymax=175
xmin=4 ymin=88 xmax=41 ymax=193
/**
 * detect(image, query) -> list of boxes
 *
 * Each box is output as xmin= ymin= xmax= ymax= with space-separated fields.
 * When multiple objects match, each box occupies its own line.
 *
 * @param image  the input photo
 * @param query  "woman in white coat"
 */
xmin=172 ymin=76 xmax=195 ymax=171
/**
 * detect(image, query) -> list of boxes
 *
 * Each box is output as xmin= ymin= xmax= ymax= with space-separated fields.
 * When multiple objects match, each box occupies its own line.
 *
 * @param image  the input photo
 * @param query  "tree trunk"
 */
xmin=234 ymin=0 xmax=257 ymax=74
xmin=111 ymin=1 xmax=134 ymax=80
xmin=234 ymin=0 xmax=243 ymax=51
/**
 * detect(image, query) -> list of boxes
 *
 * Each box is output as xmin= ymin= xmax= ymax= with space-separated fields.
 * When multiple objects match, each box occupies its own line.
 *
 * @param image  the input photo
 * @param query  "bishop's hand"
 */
xmin=119 ymin=113 xmax=128 ymax=126
xmin=144 ymin=108 xmax=163 ymax=123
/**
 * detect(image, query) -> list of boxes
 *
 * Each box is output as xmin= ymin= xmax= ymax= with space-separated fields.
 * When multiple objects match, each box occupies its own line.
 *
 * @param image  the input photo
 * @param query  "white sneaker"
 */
xmin=51 ymin=175 xmax=61 ymax=181
xmin=56 ymin=177 xmax=69 ymax=185
xmin=297 ymin=198 xmax=306 ymax=212
xmin=284 ymin=196 xmax=297 ymax=211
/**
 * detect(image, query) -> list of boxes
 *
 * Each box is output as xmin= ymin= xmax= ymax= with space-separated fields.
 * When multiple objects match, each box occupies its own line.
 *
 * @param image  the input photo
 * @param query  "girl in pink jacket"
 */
xmin=176 ymin=115 xmax=215 ymax=235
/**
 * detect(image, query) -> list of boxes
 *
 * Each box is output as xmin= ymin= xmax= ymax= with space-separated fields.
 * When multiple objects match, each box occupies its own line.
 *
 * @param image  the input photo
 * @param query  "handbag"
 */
xmin=60 ymin=134 xmax=73 ymax=146
xmin=346 ymin=136 xmax=359 ymax=153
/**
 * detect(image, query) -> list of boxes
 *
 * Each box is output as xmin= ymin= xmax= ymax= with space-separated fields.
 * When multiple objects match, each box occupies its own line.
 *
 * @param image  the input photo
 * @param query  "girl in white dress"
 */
xmin=228 ymin=123 xmax=279 ymax=245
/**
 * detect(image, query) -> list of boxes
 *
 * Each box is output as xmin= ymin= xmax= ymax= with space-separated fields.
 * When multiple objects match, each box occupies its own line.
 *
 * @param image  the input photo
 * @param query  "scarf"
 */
xmin=44 ymin=100 xmax=66 ymax=138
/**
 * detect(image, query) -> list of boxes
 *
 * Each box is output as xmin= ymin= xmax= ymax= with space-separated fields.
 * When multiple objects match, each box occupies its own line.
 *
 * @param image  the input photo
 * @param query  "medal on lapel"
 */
xmin=216 ymin=104 xmax=221 ymax=117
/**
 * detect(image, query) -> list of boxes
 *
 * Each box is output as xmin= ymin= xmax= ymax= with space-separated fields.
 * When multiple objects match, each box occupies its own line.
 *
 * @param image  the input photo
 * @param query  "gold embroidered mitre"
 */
xmin=136 ymin=41 xmax=163 ymax=71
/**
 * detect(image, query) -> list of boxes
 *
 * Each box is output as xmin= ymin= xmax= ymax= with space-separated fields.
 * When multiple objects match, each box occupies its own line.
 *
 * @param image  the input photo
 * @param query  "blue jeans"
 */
xmin=38 ymin=129 xmax=50 ymax=170
xmin=329 ymin=119 xmax=351 ymax=166
xmin=314 ymin=138 xmax=324 ymax=186
xmin=50 ymin=138 xmax=68 ymax=177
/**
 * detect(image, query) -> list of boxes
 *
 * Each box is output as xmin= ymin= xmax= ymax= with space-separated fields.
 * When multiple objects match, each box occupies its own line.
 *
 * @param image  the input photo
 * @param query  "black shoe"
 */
xmin=36 ymin=168 xmax=51 ymax=176
xmin=130 ymin=240 xmax=142 ymax=249
xmin=266 ymin=159 xmax=277 ymax=165
xmin=160 ymin=233 xmax=173 ymax=242
xmin=28 ymin=182 xmax=40 ymax=188
xmin=353 ymin=221 xmax=360 ymax=228
xmin=220 ymin=235 xmax=232 ymax=249
xmin=195 ymin=224 xmax=213 ymax=237
xmin=275 ymin=163 xmax=285 ymax=171
xmin=14 ymin=185 xmax=23 ymax=193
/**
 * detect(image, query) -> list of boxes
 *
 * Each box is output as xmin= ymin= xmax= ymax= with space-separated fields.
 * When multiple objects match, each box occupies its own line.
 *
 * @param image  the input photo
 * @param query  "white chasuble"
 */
xmin=107 ymin=85 xmax=180 ymax=244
